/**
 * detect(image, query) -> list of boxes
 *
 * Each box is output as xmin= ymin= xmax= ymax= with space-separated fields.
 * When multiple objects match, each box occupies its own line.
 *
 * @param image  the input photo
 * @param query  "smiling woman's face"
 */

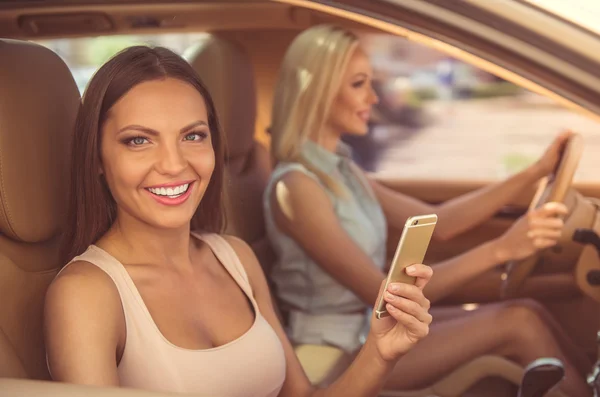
xmin=326 ymin=47 xmax=379 ymax=136
xmin=100 ymin=77 xmax=215 ymax=230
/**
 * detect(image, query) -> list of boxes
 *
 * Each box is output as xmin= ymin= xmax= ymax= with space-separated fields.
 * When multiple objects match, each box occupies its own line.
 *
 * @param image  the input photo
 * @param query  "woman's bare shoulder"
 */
xmin=45 ymin=260 xmax=123 ymax=330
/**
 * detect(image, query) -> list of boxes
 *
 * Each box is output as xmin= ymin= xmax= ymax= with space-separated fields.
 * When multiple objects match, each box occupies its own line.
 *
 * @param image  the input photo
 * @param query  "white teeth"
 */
xmin=147 ymin=183 xmax=191 ymax=198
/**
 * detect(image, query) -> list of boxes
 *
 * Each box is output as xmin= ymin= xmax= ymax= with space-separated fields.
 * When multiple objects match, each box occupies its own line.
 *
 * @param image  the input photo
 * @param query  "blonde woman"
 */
xmin=264 ymin=25 xmax=590 ymax=396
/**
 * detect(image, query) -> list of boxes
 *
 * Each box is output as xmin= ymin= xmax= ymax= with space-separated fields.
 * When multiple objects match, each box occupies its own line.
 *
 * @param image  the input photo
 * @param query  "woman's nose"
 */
xmin=369 ymin=85 xmax=379 ymax=105
xmin=156 ymin=143 xmax=187 ymax=176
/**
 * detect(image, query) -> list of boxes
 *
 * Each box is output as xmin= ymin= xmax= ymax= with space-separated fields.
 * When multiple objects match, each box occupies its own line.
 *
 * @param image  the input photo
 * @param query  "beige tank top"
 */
xmin=55 ymin=232 xmax=286 ymax=396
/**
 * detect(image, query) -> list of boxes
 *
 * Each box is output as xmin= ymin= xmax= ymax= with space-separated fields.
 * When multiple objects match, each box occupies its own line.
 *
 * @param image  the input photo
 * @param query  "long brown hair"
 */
xmin=60 ymin=46 xmax=226 ymax=264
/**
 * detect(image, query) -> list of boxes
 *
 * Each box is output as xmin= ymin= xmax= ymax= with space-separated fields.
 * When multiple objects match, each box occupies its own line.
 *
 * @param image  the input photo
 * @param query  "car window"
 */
xmin=36 ymin=33 xmax=208 ymax=94
xmin=36 ymin=31 xmax=600 ymax=183
xmin=344 ymin=33 xmax=600 ymax=182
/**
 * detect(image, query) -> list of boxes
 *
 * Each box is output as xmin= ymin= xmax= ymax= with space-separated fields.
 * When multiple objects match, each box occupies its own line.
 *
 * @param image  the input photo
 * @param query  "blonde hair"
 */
xmin=270 ymin=24 xmax=359 ymax=195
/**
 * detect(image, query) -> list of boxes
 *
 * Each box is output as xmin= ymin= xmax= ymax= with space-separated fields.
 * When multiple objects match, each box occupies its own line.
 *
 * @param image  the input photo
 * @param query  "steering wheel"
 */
xmin=501 ymin=132 xmax=583 ymax=298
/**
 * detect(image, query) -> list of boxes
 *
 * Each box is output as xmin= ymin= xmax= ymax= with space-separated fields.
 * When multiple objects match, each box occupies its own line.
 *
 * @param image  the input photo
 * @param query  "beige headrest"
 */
xmin=0 ymin=40 xmax=79 ymax=243
xmin=187 ymin=36 xmax=256 ymax=159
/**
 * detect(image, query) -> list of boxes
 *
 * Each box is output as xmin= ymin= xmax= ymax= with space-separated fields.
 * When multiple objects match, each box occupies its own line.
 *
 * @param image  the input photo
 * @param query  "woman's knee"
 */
xmin=498 ymin=302 xmax=552 ymax=343
xmin=505 ymin=298 xmax=551 ymax=319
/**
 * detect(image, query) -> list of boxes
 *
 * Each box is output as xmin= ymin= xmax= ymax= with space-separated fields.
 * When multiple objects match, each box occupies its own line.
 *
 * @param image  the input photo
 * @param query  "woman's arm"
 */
xmin=270 ymin=170 xmax=567 ymax=306
xmin=270 ymin=171 xmax=385 ymax=305
xmin=370 ymin=131 xmax=571 ymax=241
xmin=226 ymin=236 xmax=431 ymax=397
xmin=369 ymin=165 xmax=540 ymax=241
xmin=44 ymin=262 xmax=124 ymax=386
xmin=421 ymin=202 xmax=567 ymax=303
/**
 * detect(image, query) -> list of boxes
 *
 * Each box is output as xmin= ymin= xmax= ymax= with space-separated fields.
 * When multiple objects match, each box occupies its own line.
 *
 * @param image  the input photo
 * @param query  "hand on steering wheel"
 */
xmin=501 ymin=131 xmax=583 ymax=298
xmin=531 ymin=130 xmax=574 ymax=178
xmin=495 ymin=202 xmax=567 ymax=263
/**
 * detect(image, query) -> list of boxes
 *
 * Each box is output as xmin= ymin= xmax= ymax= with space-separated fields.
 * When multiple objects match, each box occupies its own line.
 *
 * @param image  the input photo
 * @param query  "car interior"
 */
xmin=3 ymin=1 xmax=600 ymax=396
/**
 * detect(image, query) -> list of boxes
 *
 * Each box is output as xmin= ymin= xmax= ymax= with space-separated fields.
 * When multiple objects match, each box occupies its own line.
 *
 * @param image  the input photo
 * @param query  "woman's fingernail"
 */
xmin=389 ymin=283 xmax=400 ymax=293
xmin=385 ymin=291 xmax=395 ymax=301
xmin=406 ymin=266 xmax=416 ymax=275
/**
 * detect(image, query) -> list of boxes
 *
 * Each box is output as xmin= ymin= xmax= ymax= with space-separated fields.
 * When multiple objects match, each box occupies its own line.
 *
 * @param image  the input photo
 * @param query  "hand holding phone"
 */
xmin=375 ymin=214 xmax=437 ymax=319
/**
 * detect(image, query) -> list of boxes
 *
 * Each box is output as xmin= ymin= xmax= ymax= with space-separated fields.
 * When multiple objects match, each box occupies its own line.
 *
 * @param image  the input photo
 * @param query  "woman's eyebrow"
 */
xmin=180 ymin=120 xmax=208 ymax=133
xmin=116 ymin=120 xmax=208 ymax=136
xmin=117 ymin=125 xmax=159 ymax=136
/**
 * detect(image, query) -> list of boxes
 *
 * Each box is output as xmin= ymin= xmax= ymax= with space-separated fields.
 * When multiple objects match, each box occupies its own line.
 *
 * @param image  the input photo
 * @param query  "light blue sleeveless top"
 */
xmin=263 ymin=141 xmax=387 ymax=352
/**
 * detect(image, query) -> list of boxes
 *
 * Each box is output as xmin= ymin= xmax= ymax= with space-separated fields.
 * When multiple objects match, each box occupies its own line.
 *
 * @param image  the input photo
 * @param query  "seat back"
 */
xmin=186 ymin=36 xmax=275 ymax=274
xmin=0 ymin=39 xmax=80 ymax=379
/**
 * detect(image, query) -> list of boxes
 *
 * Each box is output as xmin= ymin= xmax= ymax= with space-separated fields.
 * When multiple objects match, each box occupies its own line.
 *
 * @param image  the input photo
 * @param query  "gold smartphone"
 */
xmin=375 ymin=214 xmax=437 ymax=319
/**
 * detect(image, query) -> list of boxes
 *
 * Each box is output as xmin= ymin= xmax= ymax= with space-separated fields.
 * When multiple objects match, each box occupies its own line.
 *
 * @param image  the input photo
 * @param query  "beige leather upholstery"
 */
xmin=186 ymin=35 xmax=275 ymax=275
xmin=0 ymin=39 xmax=80 ymax=380
xmin=299 ymin=343 xmax=553 ymax=397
